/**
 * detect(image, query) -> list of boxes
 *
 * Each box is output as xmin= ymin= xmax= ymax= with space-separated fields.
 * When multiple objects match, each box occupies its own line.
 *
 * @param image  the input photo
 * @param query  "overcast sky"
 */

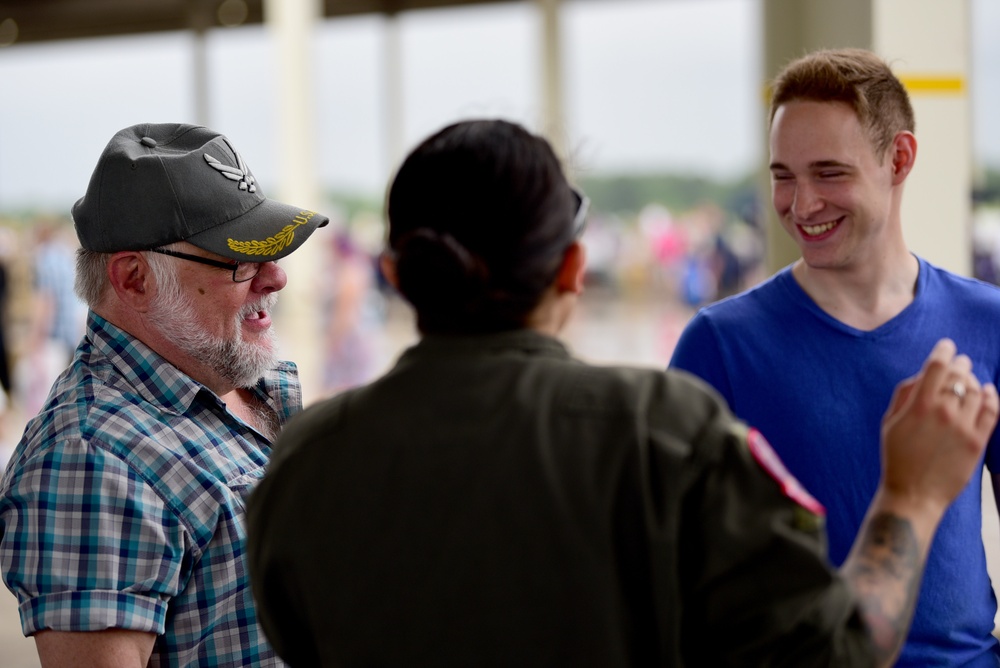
xmin=0 ymin=0 xmax=997 ymax=212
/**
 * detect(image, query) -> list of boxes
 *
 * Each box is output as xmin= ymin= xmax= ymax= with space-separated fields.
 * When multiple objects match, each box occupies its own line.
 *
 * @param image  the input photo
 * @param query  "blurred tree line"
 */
xmin=576 ymin=171 xmax=758 ymax=221
xmin=975 ymin=167 xmax=1000 ymax=205
xmin=323 ymin=171 xmax=761 ymax=223
xmin=316 ymin=172 xmax=765 ymax=269
xmin=6 ymin=166 xmax=994 ymax=234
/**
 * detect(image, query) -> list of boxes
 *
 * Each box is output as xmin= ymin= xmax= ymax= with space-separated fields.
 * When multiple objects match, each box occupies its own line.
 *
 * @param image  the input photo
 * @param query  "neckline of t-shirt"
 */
xmin=776 ymin=256 xmax=926 ymax=339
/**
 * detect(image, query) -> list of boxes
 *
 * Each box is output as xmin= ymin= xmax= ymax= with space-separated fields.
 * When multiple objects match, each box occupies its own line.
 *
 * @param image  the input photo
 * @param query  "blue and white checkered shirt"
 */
xmin=0 ymin=311 xmax=299 ymax=666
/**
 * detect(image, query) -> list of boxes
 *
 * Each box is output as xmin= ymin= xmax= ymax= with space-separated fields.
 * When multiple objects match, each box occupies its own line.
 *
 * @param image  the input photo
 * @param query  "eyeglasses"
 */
xmin=148 ymin=247 xmax=263 ymax=283
xmin=571 ymin=188 xmax=590 ymax=239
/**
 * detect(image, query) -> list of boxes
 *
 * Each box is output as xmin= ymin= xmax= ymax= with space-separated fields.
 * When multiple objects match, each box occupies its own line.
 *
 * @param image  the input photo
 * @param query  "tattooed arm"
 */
xmin=841 ymin=512 xmax=919 ymax=664
xmin=841 ymin=339 xmax=999 ymax=667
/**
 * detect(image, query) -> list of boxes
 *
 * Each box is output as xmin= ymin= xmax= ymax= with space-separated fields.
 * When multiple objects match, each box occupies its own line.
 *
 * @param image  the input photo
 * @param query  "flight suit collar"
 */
xmin=403 ymin=328 xmax=571 ymax=362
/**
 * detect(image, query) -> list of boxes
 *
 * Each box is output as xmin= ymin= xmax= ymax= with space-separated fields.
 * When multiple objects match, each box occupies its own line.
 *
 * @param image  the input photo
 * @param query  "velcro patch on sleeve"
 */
xmin=746 ymin=427 xmax=825 ymax=517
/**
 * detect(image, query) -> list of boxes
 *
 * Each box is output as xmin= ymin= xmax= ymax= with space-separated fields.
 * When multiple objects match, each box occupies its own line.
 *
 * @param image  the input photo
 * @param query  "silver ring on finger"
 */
xmin=952 ymin=381 xmax=967 ymax=400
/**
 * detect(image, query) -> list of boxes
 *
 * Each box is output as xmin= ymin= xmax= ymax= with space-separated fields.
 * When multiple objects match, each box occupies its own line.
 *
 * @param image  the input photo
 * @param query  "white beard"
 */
xmin=149 ymin=283 xmax=279 ymax=389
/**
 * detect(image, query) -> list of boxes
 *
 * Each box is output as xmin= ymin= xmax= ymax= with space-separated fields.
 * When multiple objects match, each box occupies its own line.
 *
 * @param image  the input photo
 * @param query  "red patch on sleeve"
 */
xmin=746 ymin=428 xmax=825 ymax=516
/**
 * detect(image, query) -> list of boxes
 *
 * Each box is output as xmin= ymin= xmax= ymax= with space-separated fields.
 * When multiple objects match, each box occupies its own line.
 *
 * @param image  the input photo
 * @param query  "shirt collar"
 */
xmin=84 ymin=311 xmax=299 ymax=417
xmin=401 ymin=328 xmax=572 ymax=362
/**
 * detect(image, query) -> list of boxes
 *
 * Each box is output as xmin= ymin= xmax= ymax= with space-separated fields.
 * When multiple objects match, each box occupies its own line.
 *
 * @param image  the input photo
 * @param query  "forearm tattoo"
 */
xmin=842 ymin=513 xmax=920 ymax=663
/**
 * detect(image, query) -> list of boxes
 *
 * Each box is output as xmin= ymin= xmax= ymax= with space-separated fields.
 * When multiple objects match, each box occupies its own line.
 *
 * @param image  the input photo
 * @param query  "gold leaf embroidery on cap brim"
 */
xmin=227 ymin=211 xmax=316 ymax=256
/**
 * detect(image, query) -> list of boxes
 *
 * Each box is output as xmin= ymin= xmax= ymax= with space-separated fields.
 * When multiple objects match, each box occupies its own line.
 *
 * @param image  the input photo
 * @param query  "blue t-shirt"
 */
xmin=670 ymin=257 xmax=1000 ymax=667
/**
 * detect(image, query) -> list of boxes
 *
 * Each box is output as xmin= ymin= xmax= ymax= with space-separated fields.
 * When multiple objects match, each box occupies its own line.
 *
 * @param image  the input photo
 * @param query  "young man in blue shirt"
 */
xmin=671 ymin=48 xmax=1000 ymax=667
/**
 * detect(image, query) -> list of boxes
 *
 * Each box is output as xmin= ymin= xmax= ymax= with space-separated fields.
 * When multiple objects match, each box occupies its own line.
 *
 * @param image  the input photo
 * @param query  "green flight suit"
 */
xmin=248 ymin=329 xmax=873 ymax=666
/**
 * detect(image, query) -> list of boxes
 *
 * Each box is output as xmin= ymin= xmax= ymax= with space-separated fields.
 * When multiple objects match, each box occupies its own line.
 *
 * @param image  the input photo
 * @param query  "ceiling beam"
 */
xmin=0 ymin=0 xmax=519 ymax=46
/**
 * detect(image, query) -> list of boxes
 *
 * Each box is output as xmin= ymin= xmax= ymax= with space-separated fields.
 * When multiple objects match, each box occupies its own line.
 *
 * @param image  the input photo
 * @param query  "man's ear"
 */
xmin=379 ymin=252 xmax=399 ymax=290
xmin=107 ymin=252 xmax=154 ymax=312
xmin=890 ymin=131 xmax=917 ymax=185
xmin=554 ymin=242 xmax=586 ymax=295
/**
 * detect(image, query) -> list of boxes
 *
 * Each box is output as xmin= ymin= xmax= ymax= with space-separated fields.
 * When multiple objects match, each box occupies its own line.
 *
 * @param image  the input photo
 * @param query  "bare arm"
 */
xmin=35 ymin=629 xmax=156 ymax=668
xmin=841 ymin=339 xmax=999 ymax=666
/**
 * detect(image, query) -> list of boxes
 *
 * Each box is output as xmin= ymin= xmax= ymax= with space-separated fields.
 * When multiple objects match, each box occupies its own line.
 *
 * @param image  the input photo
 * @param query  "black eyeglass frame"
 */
xmin=571 ymin=188 xmax=591 ymax=239
xmin=147 ymin=247 xmax=262 ymax=283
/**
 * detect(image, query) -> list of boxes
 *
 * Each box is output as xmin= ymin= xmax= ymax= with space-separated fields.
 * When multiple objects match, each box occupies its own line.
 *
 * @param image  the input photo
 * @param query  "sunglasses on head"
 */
xmin=571 ymin=188 xmax=590 ymax=239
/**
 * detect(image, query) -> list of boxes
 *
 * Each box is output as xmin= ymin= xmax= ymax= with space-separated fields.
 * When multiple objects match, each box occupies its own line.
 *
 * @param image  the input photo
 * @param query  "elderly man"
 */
xmin=0 ymin=123 xmax=327 ymax=666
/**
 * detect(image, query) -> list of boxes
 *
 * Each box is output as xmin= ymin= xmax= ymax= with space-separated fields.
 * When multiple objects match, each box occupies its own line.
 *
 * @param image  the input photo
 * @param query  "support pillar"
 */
xmin=191 ymin=28 xmax=210 ymax=126
xmin=263 ymin=0 xmax=325 ymax=403
xmin=186 ymin=0 xmax=214 ymax=127
xmin=384 ymin=11 xmax=405 ymax=180
xmin=537 ymin=0 xmax=567 ymax=163
xmin=874 ymin=0 xmax=971 ymax=275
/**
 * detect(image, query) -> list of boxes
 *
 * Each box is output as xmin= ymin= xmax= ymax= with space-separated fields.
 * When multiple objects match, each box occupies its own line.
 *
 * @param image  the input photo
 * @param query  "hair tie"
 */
xmin=395 ymin=228 xmax=490 ymax=286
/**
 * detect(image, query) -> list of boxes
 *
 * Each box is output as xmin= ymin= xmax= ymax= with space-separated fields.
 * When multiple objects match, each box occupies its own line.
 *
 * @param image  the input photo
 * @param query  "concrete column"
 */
xmin=263 ymin=0 xmax=325 ymax=404
xmin=384 ymin=12 xmax=405 ymax=180
xmin=874 ymin=0 xmax=971 ymax=275
xmin=537 ymin=0 xmax=567 ymax=162
xmin=186 ymin=0 xmax=214 ymax=127
xmin=761 ymin=0 xmax=971 ymax=275
xmin=191 ymin=28 xmax=210 ymax=126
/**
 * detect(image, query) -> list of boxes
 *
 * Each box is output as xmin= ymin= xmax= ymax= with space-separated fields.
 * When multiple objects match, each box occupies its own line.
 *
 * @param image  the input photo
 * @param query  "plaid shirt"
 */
xmin=0 ymin=312 xmax=299 ymax=666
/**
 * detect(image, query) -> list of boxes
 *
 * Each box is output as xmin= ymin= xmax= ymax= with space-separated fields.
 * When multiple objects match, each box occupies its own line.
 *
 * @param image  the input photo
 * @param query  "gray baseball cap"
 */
xmin=72 ymin=123 xmax=329 ymax=262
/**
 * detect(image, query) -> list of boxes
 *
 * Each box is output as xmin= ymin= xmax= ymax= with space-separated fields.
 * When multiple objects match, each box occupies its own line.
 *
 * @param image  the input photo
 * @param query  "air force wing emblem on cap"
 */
xmin=204 ymin=138 xmax=257 ymax=193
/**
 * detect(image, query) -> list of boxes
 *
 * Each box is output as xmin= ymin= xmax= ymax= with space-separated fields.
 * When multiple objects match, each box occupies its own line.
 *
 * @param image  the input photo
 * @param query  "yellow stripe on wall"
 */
xmin=761 ymin=75 xmax=966 ymax=105
xmin=899 ymin=75 xmax=965 ymax=95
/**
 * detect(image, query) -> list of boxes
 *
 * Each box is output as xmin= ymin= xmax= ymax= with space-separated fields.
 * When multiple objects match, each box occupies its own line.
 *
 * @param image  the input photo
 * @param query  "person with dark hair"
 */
xmin=0 ymin=122 xmax=329 ymax=666
xmin=247 ymin=119 xmax=997 ymax=667
xmin=670 ymin=48 xmax=1000 ymax=666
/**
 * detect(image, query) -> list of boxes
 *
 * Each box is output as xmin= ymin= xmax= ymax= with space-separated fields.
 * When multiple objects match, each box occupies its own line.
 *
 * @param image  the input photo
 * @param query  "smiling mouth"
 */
xmin=800 ymin=218 xmax=842 ymax=237
xmin=241 ymin=295 xmax=277 ymax=322
xmin=240 ymin=306 xmax=271 ymax=323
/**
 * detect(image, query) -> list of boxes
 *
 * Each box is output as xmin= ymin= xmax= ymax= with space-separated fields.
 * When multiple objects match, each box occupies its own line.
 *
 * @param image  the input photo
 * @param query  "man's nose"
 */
xmin=250 ymin=261 xmax=287 ymax=293
xmin=791 ymin=182 xmax=824 ymax=219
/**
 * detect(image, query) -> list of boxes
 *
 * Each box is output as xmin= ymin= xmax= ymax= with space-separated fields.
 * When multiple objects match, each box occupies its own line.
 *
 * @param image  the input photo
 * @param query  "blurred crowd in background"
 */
xmin=4 ymin=193 xmax=1000 ymax=471
xmin=0 ymin=219 xmax=86 ymax=466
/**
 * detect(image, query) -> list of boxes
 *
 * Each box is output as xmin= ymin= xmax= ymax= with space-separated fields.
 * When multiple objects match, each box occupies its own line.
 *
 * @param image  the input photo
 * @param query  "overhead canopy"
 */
xmin=0 ymin=0 xmax=513 ymax=45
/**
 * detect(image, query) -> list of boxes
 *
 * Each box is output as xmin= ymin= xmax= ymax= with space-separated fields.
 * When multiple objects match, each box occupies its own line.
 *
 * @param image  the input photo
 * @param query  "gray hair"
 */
xmin=74 ymin=244 xmax=181 ymax=308
xmin=74 ymin=249 xmax=111 ymax=307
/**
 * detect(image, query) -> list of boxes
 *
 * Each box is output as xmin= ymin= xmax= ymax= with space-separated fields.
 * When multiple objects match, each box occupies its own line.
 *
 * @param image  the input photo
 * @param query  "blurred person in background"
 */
xmin=319 ymin=229 xmax=382 ymax=396
xmin=18 ymin=220 xmax=86 ymax=418
xmin=247 ymin=119 xmax=997 ymax=667
xmin=0 ymin=226 xmax=15 ymax=468
xmin=0 ymin=122 xmax=328 ymax=667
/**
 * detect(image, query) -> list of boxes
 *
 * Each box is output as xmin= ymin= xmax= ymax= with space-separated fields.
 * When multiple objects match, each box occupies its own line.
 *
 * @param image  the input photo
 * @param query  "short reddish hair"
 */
xmin=769 ymin=48 xmax=915 ymax=160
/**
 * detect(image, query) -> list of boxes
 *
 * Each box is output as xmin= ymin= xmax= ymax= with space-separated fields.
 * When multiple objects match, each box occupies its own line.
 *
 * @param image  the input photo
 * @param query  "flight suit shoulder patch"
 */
xmin=746 ymin=427 xmax=826 ymax=517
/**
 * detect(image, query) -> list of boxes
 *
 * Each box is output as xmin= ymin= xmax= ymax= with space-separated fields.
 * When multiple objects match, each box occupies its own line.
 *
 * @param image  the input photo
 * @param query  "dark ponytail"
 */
xmin=386 ymin=120 xmax=576 ymax=334
xmin=392 ymin=228 xmax=489 ymax=323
